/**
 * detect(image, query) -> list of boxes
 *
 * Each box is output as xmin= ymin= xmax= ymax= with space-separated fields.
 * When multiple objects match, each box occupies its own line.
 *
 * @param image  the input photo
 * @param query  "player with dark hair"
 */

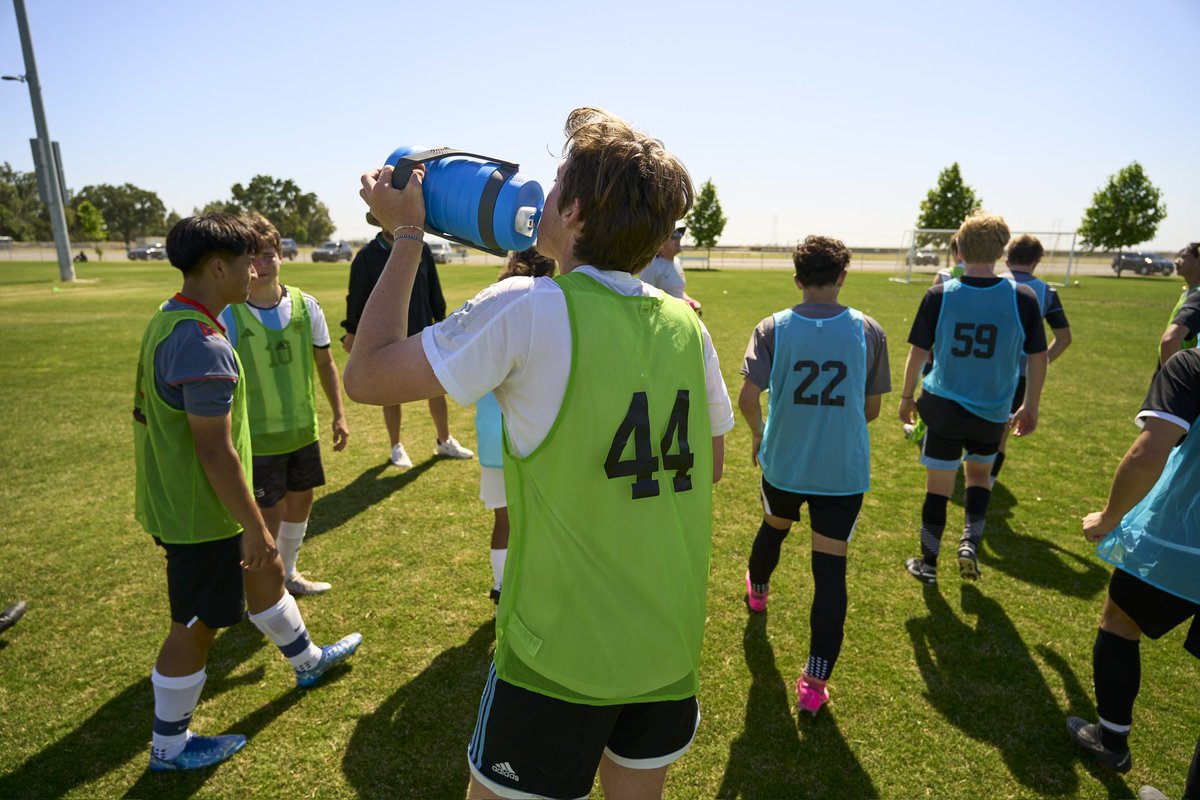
xmin=346 ymin=107 xmax=733 ymax=799
xmin=991 ymin=234 xmax=1072 ymax=485
xmin=133 ymin=214 xmax=360 ymax=771
xmin=1159 ymin=242 xmax=1200 ymax=367
xmin=738 ymin=234 xmax=890 ymax=715
xmin=475 ymin=247 xmax=557 ymax=604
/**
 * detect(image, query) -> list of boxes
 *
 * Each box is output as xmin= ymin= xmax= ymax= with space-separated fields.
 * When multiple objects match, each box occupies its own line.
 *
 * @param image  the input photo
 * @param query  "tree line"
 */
xmin=916 ymin=160 xmax=1168 ymax=253
xmin=0 ymin=166 xmax=334 ymax=246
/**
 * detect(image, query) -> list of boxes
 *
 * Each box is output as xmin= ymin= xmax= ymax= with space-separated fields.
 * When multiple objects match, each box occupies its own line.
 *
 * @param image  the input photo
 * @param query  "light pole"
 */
xmin=9 ymin=0 xmax=74 ymax=281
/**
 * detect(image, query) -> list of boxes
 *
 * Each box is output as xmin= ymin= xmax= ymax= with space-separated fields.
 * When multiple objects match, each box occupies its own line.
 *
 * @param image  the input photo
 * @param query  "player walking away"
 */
xmin=931 ymin=233 xmax=964 ymax=287
xmin=341 ymin=220 xmax=474 ymax=468
xmin=218 ymin=213 xmax=350 ymax=596
xmin=346 ymin=107 xmax=734 ymax=800
xmin=1070 ymin=348 xmax=1200 ymax=796
xmin=898 ymin=211 xmax=1048 ymax=585
xmin=475 ymin=248 xmax=557 ymax=605
xmin=133 ymin=215 xmax=361 ymax=772
xmin=991 ymin=234 xmax=1072 ymax=486
xmin=1158 ymin=242 xmax=1200 ymax=367
xmin=738 ymin=235 xmax=890 ymax=715
xmin=641 ymin=224 xmax=702 ymax=314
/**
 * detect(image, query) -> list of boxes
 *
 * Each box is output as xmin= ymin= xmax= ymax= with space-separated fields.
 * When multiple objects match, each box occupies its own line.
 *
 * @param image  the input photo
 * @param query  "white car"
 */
xmin=425 ymin=238 xmax=454 ymax=264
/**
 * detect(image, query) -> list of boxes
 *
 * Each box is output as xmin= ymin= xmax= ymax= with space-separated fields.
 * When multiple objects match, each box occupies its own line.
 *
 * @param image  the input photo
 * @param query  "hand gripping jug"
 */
xmin=385 ymin=146 xmax=544 ymax=256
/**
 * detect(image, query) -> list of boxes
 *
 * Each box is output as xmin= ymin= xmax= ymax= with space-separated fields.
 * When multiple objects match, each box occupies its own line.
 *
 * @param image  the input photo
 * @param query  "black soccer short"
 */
xmin=156 ymin=534 xmax=245 ymax=629
xmin=760 ymin=478 xmax=863 ymax=541
xmin=252 ymin=440 xmax=325 ymax=509
xmin=467 ymin=663 xmax=700 ymax=799
xmin=917 ymin=391 xmax=1007 ymax=470
xmin=1108 ymin=568 xmax=1200 ymax=659
xmin=1010 ymin=376 xmax=1028 ymax=415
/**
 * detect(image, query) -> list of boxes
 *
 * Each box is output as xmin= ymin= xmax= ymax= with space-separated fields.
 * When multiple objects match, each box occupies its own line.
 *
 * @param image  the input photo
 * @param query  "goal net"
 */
xmin=891 ymin=227 xmax=1079 ymax=287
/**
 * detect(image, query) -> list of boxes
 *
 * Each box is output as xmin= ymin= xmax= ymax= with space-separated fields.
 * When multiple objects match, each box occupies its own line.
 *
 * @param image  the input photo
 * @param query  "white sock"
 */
xmin=248 ymin=593 xmax=323 ymax=672
xmin=490 ymin=548 xmax=506 ymax=590
xmin=151 ymin=668 xmax=206 ymax=761
xmin=277 ymin=519 xmax=309 ymax=579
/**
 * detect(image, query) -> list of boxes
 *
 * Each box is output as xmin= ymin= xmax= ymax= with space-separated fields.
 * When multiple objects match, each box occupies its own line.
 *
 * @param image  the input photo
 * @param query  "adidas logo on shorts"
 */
xmin=491 ymin=761 xmax=520 ymax=782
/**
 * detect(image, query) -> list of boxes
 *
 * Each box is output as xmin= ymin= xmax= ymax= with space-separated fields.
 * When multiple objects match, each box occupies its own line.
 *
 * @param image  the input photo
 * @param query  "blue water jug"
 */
xmin=385 ymin=146 xmax=543 ymax=256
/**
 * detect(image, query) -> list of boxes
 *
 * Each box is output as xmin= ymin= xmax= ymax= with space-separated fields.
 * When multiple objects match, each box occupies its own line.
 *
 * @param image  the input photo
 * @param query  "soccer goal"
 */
xmin=891 ymin=227 xmax=1079 ymax=287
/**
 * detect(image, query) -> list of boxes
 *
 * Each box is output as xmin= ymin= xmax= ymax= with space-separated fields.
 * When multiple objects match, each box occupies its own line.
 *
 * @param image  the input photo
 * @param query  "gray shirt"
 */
xmin=153 ymin=297 xmax=239 ymax=417
xmin=741 ymin=303 xmax=891 ymax=395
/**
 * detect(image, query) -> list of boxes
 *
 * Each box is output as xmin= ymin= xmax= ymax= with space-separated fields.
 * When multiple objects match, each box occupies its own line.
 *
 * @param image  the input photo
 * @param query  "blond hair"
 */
xmin=956 ymin=211 xmax=1010 ymax=264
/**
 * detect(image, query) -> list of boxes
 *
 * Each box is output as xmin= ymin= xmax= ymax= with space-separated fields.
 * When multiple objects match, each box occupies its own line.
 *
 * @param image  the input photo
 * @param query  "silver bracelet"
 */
xmin=394 ymin=234 xmax=422 ymax=242
xmin=392 ymin=225 xmax=423 ymax=239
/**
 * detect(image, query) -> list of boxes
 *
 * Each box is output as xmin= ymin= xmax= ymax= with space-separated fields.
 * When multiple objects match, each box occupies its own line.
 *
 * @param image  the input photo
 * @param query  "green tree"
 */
xmin=1078 ymin=162 xmax=1167 ymax=253
xmin=193 ymin=199 xmax=235 ymax=217
xmin=227 ymin=175 xmax=334 ymax=243
xmin=685 ymin=179 xmax=727 ymax=250
xmin=0 ymin=162 xmax=51 ymax=241
xmin=915 ymin=162 xmax=982 ymax=247
xmin=71 ymin=199 xmax=107 ymax=242
xmin=163 ymin=209 xmax=182 ymax=232
xmin=76 ymin=183 xmax=167 ymax=245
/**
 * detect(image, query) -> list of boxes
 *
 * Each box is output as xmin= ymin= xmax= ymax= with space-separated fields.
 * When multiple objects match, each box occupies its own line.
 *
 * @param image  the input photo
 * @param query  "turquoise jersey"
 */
xmin=760 ymin=308 xmax=869 ymax=495
xmin=923 ymin=279 xmax=1024 ymax=423
xmin=1096 ymin=422 xmax=1200 ymax=604
xmin=1009 ymin=272 xmax=1049 ymax=376
xmin=475 ymin=391 xmax=504 ymax=469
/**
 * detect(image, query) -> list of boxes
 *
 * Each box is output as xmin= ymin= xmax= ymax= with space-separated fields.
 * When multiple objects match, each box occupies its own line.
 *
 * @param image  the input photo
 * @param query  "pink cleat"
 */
xmin=745 ymin=571 xmax=768 ymax=612
xmin=796 ymin=675 xmax=829 ymax=716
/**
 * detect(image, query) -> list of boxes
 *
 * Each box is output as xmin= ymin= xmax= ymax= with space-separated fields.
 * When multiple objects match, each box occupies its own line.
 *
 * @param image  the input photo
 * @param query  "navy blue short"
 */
xmin=156 ymin=534 xmax=245 ymax=629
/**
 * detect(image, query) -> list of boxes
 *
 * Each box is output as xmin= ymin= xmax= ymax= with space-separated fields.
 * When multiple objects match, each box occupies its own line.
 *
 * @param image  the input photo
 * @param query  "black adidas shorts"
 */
xmin=156 ymin=534 xmax=245 ymax=629
xmin=760 ymin=478 xmax=863 ymax=541
xmin=1108 ymin=568 xmax=1200 ymax=658
xmin=467 ymin=663 xmax=699 ymax=799
xmin=252 ymin=440 xmax=325 ymax=509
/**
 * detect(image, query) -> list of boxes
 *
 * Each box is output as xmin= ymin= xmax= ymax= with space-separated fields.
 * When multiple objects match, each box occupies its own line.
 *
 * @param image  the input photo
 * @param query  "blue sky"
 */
xmin=2 ymin=0 xmax=1196 ymax=250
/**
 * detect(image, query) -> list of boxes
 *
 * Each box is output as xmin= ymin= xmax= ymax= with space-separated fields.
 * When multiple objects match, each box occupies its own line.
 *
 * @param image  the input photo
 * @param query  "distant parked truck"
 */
xmin=280 ymin=238 xmax=298 ymax=260
xmin=128 ymin=243 xmax=167 ymax=260
xmin=311 ymin=240 xmax=352 ymax=263
xmin=1112 ymin=251 xmax=1174 ymax=276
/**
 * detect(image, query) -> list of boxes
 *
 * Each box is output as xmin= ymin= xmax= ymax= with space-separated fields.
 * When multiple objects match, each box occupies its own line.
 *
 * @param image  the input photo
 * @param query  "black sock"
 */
xmin=1184 ymin=734 xmax=1200 ymax=800
xmin=748 ymin=521 xmax=788 ymax=588
xmin=963 ymin=486 xmax=991 ymax=547
xmin=920 ymin=493 xmax=948 ymax=567
xmin=806 ymin=552 xmax=848 ymax=681
xmin=1093 ymin=628 xmax=1140 ymax=752
xmin=990 ymin=451 xmax=1006 ymax=480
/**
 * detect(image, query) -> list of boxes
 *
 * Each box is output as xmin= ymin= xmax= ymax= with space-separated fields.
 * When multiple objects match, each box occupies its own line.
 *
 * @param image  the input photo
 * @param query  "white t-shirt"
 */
xmin=218 ymin=286 xmax=331 ymax=349
xmin=422 ymin=266 xmax=734 ymax=457
xmin=640 ymin=255 xmax=687 ymax=299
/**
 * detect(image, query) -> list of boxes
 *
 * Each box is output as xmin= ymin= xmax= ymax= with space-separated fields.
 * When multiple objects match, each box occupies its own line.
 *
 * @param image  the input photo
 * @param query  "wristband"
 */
xmin=901 ymin=394 xmax=914 ymax=400
xmin=394 ymin=234 xmax=423 ymax=242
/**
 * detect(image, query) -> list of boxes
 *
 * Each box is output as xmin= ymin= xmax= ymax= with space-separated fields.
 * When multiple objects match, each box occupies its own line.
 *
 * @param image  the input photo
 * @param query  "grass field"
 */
xmin=0 ymin=260 xmax=1195 ymax=799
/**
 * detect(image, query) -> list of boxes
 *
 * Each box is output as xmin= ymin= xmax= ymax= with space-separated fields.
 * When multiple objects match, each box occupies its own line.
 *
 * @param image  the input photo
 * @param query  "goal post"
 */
xmin=891 ymin=227 xmax=1079 ymax=287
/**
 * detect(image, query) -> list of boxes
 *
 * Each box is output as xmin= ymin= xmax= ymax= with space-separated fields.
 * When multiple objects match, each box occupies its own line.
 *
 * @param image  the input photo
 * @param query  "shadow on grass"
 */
xmin=716 ymin=613 xmax=877 ymax=799
xmin=0 ymin=621 xmax=278 ymax=800
xmin=1038 ymin=644 xmax=1134 ymax=798
xmin=982 ymin=481 xmax=1109 ymax=600
xmin=307 ymin=458 xmax=441 ymax=539
xmin=343 ymin=619 xmax=494 ymax=799
xmin=907 ymin=584 xmax=1088 ymax=795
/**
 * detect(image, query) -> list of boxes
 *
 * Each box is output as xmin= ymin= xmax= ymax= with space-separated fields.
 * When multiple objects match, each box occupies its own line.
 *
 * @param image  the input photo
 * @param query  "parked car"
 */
xmin=907 ymin=249 xmax=939 ymax=266
xmin=1112 ymin=251 xmax=1174 ymax=276
xmin=425 ymin=238 xmax=454 ymax=264
xmin=312 ymin=240 xmax=353 ymax=262
xmin=280 ymin=238 xmax=298 ymax=260
xmin=127 ymin=243 xmax=167 ymax=261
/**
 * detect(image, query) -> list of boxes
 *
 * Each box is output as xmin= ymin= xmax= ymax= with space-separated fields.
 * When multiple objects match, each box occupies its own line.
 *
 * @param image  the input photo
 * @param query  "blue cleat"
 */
xmin=296 ymin=632 xmax=362 ymax=689
xmin=148 ymin=734 xmax=246 ymax=771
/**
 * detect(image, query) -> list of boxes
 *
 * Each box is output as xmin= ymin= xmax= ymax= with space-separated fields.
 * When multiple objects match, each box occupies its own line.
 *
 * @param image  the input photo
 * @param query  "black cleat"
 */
xmin=1067 ymin=716 xmax=1132 ymax=773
